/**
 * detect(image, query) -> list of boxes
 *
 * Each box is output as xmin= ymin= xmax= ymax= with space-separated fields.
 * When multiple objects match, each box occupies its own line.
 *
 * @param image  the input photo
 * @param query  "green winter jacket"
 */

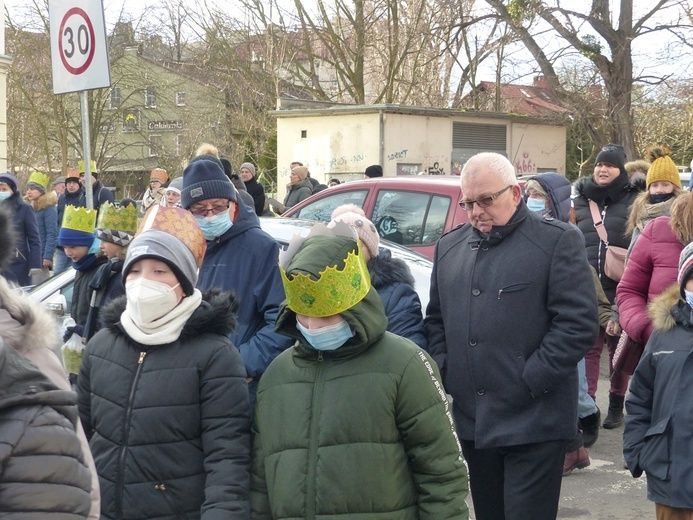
xmin=250 ymin=239 xmax=468 ymax=520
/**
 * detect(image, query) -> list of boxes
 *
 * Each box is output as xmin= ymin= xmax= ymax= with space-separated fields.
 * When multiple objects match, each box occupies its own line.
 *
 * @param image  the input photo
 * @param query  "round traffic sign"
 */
xmin=58 ymin=7 xmax=96 ymax=75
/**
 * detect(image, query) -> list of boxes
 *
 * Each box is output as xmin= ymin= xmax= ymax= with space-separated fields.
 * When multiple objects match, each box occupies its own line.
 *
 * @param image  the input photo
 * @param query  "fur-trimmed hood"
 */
xmin=101 ymin=288 xmax=239 ymax=341
xmin=367 ymin=248 xmax=415 ymax=289
xmin=648 ymin=284 xmax=689 ymax=332
xmin=26 ymin=191 xmax=58 ymax=212
xmin=0 ymin=277 xmax=61 ymax=357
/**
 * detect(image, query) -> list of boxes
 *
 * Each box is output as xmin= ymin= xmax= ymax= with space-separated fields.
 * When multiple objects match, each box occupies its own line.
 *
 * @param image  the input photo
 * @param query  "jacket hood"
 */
xmin=101 ymin=288 xmax=239 ymax=341
xmin=27 ymin=191 xmax=59 ymax=212
xmin=649 ymin=284 xmax=690 ymax=332
xmin=528 ymin=173 xmax=571 ymax=223
xmin=0 ymin=278 xmax=61 ymax=357
xmin=0 ymin=340 xmax=78 ymax=417
xmin=368 ymin=248 xmax=415 ymax=289
xmin=275 ymin=235 xmax=388 ymax=357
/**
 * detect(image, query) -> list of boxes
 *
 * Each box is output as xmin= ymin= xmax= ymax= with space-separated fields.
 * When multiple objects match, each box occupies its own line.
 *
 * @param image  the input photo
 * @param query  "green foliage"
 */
xmin=579 ymin=35 xmax=602 ymax=59
xmin=506 ymin=0 xmax=530 ymax=23
xmin=257 ymin=131 xmax=277 ymax=192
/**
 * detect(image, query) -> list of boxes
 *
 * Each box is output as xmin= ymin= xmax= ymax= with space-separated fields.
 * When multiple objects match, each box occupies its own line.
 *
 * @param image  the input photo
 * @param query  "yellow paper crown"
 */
xmin=280 ymin=242 xmax=371 ymax=317
xmin=62 ymin=205 xmax=97 ymax=232
xmin=78 ymin=160 xmax=98 ymax=173
xmin=96 ymin=201 xmax=138 ymax=233
xmin=28 ymin=171 xmax=51 ymax=191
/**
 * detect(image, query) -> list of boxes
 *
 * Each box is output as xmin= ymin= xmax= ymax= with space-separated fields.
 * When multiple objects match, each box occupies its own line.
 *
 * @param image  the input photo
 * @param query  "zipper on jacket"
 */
xmin=306 ymin=352 xmax=325 ymax=520
xmin=155 ymin=483 xmax=187 ymax=520
xmin=115 ymin=351 xmax=147 ymax=518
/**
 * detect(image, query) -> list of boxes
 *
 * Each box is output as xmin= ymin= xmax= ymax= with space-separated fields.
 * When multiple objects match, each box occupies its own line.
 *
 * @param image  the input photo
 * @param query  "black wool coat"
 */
xmin=425 ymin=203 xmax=599 ymax=449
xmin=77 ymin=290 xmax=251 ymax=520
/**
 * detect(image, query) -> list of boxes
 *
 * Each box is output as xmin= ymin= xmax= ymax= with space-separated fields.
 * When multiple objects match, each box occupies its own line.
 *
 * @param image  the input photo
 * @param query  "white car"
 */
xmin=28 ymin=217 xmax=433 ymax=320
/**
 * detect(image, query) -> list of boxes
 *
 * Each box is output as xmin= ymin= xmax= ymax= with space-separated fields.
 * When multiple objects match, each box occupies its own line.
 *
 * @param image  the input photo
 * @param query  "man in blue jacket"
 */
xmin=181 ymin=157 xmax=292 ymax=406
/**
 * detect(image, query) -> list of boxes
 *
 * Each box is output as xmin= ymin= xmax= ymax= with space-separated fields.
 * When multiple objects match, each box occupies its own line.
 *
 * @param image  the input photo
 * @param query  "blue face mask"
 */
xmin=195 ymin=211 xmax=232 ymax=240
xmin=650 ymin=193 xmax=675 ymax=204
xmin=296 ymin=318 xmax=354 ymax=351
xmin=526 ymin=197 xmax=546 ymax=213
xmin=685 ymin=289 xmax=693 ymax=309
xmin=0 ymin=191 xmax=11 ymax=201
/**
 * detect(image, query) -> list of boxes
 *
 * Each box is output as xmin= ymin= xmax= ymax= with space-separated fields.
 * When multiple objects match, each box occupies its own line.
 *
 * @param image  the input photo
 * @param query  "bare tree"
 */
xmin=484 ymin=0 xmax=692 ymax=160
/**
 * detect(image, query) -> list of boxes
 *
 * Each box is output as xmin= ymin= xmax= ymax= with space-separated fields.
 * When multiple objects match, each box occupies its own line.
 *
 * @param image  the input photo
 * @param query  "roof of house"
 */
xmin=462 ymin=78 xmax=571 ymax=118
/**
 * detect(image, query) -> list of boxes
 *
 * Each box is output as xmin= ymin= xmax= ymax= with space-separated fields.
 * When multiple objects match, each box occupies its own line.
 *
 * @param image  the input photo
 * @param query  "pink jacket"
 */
xmin=617 ymin=216 xmax=683 ymax=344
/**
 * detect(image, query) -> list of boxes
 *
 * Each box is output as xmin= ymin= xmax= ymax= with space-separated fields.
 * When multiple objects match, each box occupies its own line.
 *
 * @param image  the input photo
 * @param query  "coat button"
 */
xmin=476 ymin=388 xmax=485 ymax=395
xmin=472 ymin=288 xmax=480 ymax=296
xmin=469 ymin=339 xmax=477 ymax=346
xmin=481 ymin=245 xmax=489 ymax=251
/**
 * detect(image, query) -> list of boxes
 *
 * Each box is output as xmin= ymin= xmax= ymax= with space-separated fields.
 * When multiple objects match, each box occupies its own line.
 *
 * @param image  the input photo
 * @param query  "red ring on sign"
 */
xmin=58 ymin=7 xmax=96 ymax=75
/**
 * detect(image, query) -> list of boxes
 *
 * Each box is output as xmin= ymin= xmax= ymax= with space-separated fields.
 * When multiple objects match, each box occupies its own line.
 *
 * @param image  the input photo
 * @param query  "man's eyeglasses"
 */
xmin=458 ymin=185 xmax=512 ymax=211
xmin=189 ymin=202 xmax=230 ymax=216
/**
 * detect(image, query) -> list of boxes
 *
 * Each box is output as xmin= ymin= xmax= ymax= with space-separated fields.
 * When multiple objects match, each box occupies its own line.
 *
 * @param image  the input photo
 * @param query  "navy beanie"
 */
xmin=181 ymin=159 xmax=236 ymax=209
xmin=364 ymin=165 xmax=383 ymax=178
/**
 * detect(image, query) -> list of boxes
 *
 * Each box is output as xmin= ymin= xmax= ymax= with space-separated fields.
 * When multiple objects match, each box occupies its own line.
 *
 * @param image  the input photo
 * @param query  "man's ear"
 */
xmin=229 ymin=201 xmax=239 ymax=222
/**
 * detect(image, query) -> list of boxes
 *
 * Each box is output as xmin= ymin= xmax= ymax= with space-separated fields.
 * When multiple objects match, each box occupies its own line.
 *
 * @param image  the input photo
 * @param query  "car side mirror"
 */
xmin=43 ymin=292 xmax=68 ymax=317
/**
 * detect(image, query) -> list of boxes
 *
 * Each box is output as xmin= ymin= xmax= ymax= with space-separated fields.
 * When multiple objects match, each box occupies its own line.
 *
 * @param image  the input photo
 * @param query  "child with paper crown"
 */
xmin=25 ymin=171 xmax=58 ymax=274
xmin=77 ymin=204 xmax=250 ymax=519
xmin=81 ymin=201 xmax=139 ymax=340
xmin=250 ymin=222 xmax=469 ymax=519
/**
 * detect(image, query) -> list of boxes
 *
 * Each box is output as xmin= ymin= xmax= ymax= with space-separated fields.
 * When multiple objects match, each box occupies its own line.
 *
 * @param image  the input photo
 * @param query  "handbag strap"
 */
xmin=588 ymin=200 xmax=610 ymax=245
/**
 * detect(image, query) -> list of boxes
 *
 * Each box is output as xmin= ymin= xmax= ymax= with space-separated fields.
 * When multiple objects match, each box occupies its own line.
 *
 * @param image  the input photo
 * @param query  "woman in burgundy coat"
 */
xmin=617 ymin=191 xmax=693 ymax=345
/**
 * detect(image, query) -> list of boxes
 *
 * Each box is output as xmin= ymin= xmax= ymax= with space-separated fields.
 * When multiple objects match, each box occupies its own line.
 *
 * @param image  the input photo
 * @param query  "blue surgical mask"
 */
xmin=650 ymin=193 xmax=675 ymax=204
xmin=526 ymin=198 xmax=546 ymax=213
xmin=195 ymin=211 xmax=232 ymax=240
xmin=685 ymin=289 xmax=693 ymax=309
xmin=0 ymin=192 xmax=11 ymax=201
xmin=296 ymin=318 xmax=354 ymax=351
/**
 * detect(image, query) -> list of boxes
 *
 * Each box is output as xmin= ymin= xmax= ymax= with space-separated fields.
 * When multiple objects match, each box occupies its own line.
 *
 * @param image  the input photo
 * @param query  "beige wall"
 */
xmin=509 ymin=123 xmax=566 ymax=175
xmin=277 ymin=113 xmax=381 ymax=193
xmin=382 ymin=113 xmax=452 ymax=175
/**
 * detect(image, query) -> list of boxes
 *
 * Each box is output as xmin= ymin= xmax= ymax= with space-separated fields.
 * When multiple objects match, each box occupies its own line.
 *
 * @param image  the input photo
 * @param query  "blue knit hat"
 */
xmin=58 ymin=228 xmax=96 ymax=247
xmin=181 ymin=159 xmax=236 ymax=209
xmin=0 ymin=173 xmax=18 ymax=193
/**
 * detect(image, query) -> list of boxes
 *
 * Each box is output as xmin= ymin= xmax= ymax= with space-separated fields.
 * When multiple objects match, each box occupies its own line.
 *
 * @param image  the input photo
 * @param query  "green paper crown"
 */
xmin=280 ymin=243 xmax=371 ymax=317
xmin=62 ymin=205 xmax=97 ymax=233
xmin=28 ymin=171 xmax=51 ymax=191
xmin=97 ymin=201 xmax=138 ymax=233
xmin=78 ymin=160 xmax=97 ymax=173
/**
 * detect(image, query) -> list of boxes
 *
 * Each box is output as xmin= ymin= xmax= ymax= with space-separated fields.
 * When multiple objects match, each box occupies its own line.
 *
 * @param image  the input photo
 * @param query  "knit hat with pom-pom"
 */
xmin=646 ymin=146 xmax=681 ymax=189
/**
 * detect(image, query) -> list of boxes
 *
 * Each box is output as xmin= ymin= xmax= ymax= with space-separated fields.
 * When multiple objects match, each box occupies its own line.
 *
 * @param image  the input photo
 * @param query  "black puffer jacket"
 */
xmin=0 ymin=340 xmax=92 ymax=519
xmin=573 ymin=173 xmax=639 ymax=302
xmin=77 ymin=290 xmax=251 ymax=520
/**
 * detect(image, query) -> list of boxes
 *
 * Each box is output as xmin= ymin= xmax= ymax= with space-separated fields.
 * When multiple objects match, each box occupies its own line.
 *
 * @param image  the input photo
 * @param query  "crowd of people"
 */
xmin=0 ymin=143 xmax=691 ymax=520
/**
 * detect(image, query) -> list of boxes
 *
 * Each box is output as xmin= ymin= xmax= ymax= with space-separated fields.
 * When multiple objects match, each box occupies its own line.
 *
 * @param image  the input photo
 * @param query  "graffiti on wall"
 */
xmin=328 ymin=153 xmax=366 ymax=169
xmin=515 ymin=151 xmax=536 ymax=175
xmin=387 ymin=149 xmax=409 ymax=161
xmin=428 ymin=162 xmax=446 ymax=175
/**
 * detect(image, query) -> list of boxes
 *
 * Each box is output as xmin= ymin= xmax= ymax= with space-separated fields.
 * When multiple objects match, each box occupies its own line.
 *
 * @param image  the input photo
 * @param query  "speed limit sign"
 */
xmin=49 ymin=0 xmax=111 ymax=94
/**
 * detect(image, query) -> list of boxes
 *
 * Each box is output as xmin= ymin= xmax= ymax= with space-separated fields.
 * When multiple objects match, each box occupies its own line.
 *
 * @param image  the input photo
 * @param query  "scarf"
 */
xmin=634 ymin=199 xmax=674 ymax=232
xmin=120 ymin=289 xmax=202 ymax=346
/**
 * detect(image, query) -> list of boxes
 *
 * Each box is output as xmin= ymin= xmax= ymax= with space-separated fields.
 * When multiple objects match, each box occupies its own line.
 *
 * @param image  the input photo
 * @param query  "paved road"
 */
xmin=467 ymin=355 xmax=653 ymax=519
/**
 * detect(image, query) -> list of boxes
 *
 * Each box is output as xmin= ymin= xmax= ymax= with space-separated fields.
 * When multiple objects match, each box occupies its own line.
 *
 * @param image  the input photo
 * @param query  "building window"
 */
xmin=122 ymin=109 xmax=140 ymax=132
xmin=301 ymin=130 xmax=307 ymax=138
xmin=109 ymin=87 xmax=121 ymax=109
xmin=176 ymin=92 xmax=186 ymax=106
xmin=145 ymin=86 xmax=157 ymax=108
xmin=149 ymin=135 xmax=162 ymax=157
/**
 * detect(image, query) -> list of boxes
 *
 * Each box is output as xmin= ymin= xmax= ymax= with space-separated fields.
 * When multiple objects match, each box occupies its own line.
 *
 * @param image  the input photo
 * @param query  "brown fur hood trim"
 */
xmin=648 ymin=284 xmax=682 ymax=332
xmin=26 ymin=191 xmax=58 ymax=212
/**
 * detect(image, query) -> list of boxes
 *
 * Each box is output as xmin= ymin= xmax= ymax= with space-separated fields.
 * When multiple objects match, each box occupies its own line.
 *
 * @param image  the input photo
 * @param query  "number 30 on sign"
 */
xmin=49 ymin=0 xmax=111 ymax=94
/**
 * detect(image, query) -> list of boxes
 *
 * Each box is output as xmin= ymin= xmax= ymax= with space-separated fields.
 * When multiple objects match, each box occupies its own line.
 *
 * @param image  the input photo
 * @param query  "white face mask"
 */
xmin=125 ymin=278 xmax=182 ymax=324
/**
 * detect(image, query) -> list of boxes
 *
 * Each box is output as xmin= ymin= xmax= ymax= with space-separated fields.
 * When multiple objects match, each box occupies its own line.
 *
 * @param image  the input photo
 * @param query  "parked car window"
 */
xmin=372 ymin=190 xmax=451 ymax=246
xmin=291 ymin=189 xmax=368 ymax=222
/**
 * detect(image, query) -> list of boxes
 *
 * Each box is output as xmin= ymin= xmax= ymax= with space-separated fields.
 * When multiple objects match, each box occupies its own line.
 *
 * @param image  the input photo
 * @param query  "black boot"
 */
xmin=579 ymin=408 xmax=600 ymax=448
xmin=603 ymin=393 xmax=625 ymax=429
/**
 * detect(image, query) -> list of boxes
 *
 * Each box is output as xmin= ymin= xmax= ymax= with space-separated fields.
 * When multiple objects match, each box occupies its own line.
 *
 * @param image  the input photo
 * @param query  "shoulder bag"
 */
xmin=588 ymin=200 xmax=628 ymax=281
xmin=613 ymin=330 xmax=645 ymax=375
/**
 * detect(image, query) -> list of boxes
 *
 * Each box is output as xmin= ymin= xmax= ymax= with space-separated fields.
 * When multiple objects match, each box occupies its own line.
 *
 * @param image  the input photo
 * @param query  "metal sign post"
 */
xmin=49 ymin=0 xmax=110 ymax=211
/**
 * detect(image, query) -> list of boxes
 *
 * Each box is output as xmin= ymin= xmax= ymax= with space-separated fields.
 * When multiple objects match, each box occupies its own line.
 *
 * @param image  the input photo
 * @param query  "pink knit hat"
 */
xmin=328 ymin=206 xmax=379 ymax=259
